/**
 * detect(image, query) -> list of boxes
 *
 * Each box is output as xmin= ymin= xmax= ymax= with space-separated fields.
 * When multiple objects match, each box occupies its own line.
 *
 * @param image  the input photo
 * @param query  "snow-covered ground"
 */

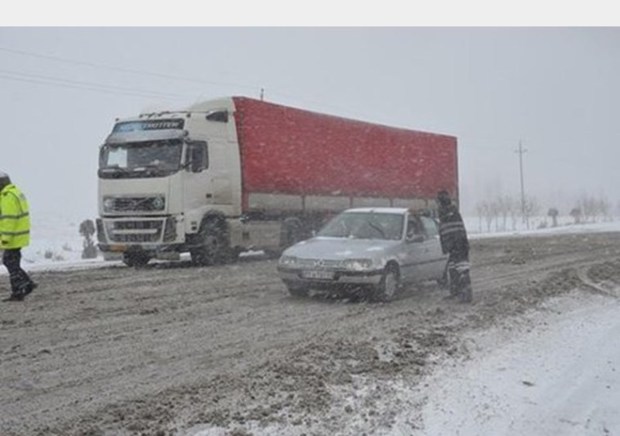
xmin=417 ymin=292 xmax=620 ymax=436
xmin=3 ymin=213 xmax=620 ymax=435
xmin=14 ymin=213 xmax=106 ymax=272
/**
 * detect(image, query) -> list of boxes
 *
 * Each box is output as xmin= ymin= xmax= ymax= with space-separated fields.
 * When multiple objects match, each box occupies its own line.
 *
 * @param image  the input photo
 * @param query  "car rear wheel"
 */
xmin=374 ymin=264 xmax=399 ymax=302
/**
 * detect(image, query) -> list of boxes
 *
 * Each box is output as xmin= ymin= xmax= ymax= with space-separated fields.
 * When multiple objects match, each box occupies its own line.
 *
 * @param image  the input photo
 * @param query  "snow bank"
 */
xmin=416 ymin=292 xmax=620 ymax=436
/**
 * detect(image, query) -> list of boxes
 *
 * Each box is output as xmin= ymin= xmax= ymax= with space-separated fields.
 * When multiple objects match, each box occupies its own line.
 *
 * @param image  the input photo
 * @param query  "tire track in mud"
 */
xmin=2 ymin=232 xmax=620 ymax=436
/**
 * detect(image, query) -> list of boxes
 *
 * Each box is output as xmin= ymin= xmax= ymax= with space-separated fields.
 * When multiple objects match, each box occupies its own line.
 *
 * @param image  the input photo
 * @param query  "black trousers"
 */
xmin=447 ymin=249 xmax=471 ymax=295
xmin=3 ymin=248 xmax=33 ymax=296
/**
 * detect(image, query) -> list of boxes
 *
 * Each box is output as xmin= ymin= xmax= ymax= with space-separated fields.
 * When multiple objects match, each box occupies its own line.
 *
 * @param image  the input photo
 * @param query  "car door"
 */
xmin=401 ymin=215 xmax=429 ymax=284
xmin=419 ymin=216 xmax=448 ymax=280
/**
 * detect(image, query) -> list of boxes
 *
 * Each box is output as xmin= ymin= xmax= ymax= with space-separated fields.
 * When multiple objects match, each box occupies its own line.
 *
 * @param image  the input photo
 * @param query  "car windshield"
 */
xmin=317 ymin=211 xmax=404 ymax=240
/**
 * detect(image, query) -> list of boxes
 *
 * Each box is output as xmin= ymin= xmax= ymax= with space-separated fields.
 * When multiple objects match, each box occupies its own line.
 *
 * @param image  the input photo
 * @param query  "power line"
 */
xmin=0 ymin=45 xmax=371 ymax=121
xmin=0 ymin=46 xmax=260 ymax=91
xmin=0 ymin=70 xmax=190 ymax=100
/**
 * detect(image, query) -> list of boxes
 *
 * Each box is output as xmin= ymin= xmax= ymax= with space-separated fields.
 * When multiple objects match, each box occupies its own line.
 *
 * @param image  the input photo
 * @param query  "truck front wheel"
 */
xmin=122 ymin=252 xmax=151 ymax=268
xmin=190 ymin=219 xmax=230 ymax=266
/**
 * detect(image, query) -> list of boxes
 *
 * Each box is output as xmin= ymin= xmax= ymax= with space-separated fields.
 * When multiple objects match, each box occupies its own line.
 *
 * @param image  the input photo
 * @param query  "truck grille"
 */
xmin=104 ymin=219 xmax=165 ymax=243
xmin=103 ymin=196 xmax=165 ymax=213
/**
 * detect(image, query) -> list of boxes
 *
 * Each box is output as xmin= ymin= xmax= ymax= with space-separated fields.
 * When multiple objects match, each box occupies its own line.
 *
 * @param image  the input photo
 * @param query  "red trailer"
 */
xmin=232 ymin=97 xmax=458 ymax=212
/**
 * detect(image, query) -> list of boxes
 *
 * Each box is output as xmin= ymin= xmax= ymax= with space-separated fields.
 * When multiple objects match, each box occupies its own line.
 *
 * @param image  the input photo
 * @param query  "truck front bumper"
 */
xmin=97 ymin=216 xmax=181 ymax=246
xmin=98 ymin=242 xmax=184 ymax=260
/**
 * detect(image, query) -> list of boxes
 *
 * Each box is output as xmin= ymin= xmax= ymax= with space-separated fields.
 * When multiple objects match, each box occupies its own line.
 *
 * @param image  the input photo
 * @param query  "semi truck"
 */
xmin=96 ymin=96 xmax=458 ymax=267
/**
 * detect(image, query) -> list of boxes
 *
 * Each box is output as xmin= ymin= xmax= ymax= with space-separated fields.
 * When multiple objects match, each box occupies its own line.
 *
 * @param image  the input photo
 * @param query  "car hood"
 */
xmin=283 ymin=237 xmax=399 ymax=260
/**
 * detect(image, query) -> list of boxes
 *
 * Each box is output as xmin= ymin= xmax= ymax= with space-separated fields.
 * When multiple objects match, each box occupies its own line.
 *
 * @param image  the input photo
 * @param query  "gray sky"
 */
xmin=1 ymin=27 xmax=619 ymax=220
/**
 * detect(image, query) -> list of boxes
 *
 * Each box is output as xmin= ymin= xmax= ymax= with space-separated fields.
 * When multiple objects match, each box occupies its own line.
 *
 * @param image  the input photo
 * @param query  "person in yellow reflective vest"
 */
xmin=0 ymin=171 xmax=37 ymax=301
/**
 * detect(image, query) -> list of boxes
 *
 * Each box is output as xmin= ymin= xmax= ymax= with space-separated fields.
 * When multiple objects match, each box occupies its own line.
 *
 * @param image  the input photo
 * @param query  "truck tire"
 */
xmin=190 ymin=218 xmax=231 ymax=266
xmin=373 ymin=264 xmax=400 ymax=302
xmin=122 ymin=252 xmax=151 ymax=268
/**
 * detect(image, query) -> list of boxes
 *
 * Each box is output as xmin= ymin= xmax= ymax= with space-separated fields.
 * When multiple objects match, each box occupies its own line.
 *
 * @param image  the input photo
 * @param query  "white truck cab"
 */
xmin=97 ymin=98 xmax=245 ymax=266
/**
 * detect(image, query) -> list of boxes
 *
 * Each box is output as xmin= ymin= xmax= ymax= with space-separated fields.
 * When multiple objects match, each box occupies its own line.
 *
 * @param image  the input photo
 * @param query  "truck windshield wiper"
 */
xmin=99 ymin=166 xmax=130 ymax=177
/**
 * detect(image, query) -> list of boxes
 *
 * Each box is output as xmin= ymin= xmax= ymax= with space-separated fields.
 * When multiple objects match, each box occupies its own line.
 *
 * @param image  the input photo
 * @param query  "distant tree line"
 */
xmin=474 ymin=193 xmax=613 ymax=233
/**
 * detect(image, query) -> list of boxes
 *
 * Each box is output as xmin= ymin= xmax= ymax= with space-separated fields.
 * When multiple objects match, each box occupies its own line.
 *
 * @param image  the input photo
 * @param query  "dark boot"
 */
xmin=23 ymin=282 xmax=38 ymax=297
xmin=3 ymin=290 xmax=25 ymax=302
xmin=459 ymin=285 xmax=473 ymax=303
xmin=448 ymin=265 xmax=460 ymax=297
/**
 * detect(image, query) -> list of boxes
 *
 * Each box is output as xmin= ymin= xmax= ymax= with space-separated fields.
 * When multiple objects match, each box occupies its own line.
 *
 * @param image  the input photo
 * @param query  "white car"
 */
xmin=277 ymin=207 xmax=449 ymax=301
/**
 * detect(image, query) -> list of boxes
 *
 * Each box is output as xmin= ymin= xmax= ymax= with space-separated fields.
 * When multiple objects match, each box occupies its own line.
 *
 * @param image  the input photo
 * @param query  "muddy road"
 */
xmin=2 ymin=232 xmax=620 ymax=436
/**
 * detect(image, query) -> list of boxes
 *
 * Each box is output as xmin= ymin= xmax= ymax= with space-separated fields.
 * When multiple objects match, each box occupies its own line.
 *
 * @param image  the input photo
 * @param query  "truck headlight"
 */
xmin=152 ymin=196 xmax=165 ymax=210
xmin=103 ymin=197 xmax=115 ymax=212
xmin=163 ymin=216 xmax=177 ymax=242
xmin=279 ymin=255 xmax=299 ymax=266
xmin=342 ymin=258 xmax=374 ymax=271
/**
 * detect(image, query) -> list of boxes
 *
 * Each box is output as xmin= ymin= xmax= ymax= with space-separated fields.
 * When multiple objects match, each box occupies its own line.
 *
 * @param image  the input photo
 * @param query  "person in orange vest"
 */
xmin=0 ymin=171 xmax=37 ymax=301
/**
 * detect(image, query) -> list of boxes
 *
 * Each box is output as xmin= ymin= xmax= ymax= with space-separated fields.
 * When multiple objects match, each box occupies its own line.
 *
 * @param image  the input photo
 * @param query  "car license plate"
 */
xmin=302 ymin=270 xmax=334 ymax=280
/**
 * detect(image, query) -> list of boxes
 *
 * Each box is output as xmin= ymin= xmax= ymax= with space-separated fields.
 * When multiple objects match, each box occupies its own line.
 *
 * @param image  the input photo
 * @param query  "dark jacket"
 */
xmin=437 ymin=204 xmax=469 ymax=256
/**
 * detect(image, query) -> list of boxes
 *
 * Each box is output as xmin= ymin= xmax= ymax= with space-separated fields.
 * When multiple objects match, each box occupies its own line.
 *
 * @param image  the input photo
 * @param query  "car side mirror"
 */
xmin=407 ymin=234 xmax=425 ymax=243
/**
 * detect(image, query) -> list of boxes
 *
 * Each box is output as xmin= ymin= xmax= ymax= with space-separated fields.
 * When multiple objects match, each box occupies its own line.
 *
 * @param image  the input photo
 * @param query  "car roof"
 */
xmin=343 ymin=207 xmax=409 ymax=214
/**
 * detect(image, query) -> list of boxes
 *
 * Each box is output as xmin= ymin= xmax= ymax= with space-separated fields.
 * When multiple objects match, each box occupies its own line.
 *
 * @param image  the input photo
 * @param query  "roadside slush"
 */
xmin=415 ymin=289 xmax=620 ymax=436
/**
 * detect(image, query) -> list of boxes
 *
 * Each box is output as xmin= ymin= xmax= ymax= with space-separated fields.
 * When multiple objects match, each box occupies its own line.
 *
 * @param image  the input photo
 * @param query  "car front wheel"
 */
xmin=285 ymin=282 xmax=309 ymax=297
xmin=374 ymin=265 xmax=399 ymax=302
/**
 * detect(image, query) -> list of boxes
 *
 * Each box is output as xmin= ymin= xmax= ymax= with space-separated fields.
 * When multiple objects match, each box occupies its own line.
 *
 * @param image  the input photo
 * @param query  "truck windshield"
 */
xmin=317 ymin=212 xmax=404 ymax=240
xmin=99 ymin=139 xmax=183 ymax=179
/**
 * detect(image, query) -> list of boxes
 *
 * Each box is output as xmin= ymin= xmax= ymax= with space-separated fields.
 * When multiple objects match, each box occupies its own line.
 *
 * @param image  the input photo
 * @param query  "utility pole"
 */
xmin=515 ymin=140 xmax=528 ymax=229
xmin=260 ymin=88 xmax=264 ymax=101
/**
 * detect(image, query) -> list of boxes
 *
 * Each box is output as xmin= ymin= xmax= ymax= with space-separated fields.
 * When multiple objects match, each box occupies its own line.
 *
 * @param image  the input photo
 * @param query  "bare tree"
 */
xmin=569 ymin=207 xmax=582 ymax=224
xmin=491 ymin=199 xmax=501 ymax=232
xmin=597 ymin=196 xmax=611 ymax=222
xmin=479 ymin=201 xmax=494 ymax=232
xmin=547 ymin=207 xmax=559 ymax=227
xmin=497 ymin=195 xmax=514 ymax=232
xmin=523 ymin=195 xmax=540 ymax=229
xmin=579 ymin=194 xmax=597 ymax=223
xmin=475 ymin=202 xmax=485 ymax=233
